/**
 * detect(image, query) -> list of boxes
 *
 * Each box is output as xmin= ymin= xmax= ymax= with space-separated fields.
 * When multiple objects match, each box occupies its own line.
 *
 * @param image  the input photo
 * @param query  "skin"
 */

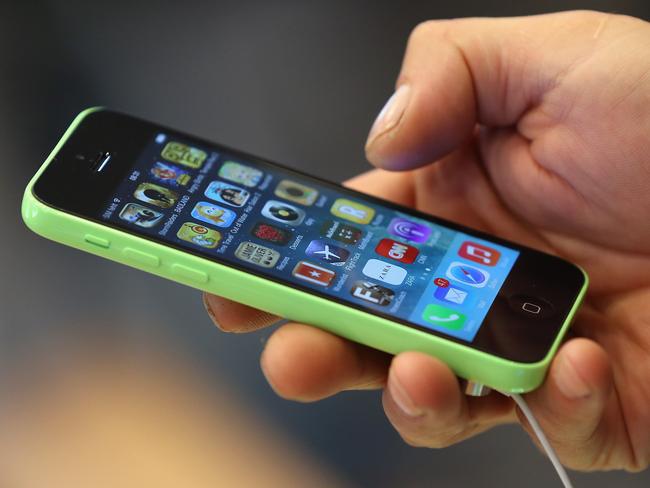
xmin=204 ymin=11 xmax=650 ymax=471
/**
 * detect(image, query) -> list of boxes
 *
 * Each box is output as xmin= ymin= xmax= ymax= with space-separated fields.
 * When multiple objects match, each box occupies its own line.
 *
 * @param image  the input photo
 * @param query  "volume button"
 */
xmin=123 ymin=248 xmax=161 ymax=268
xmin=171 ymin=264 xmax=209 ymax=284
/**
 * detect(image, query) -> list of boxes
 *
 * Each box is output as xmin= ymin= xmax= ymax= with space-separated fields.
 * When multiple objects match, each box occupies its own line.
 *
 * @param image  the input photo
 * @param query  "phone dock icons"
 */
xmin=421 ymin=304 xmax=466 ymax=330
xmin=445 ymin=261 xmax=489 ymax=288
xmin=459 ymin=241 xmax=500 ymax=266
xmin=434 ymin=285 xmax=468 ymax=305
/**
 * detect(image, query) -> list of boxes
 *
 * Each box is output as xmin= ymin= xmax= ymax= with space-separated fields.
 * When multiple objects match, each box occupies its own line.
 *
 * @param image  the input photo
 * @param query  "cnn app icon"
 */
xmin=458 ymin=241 xmax=500 ymax=266
xmin=375 ymin=238 xmax=419 ymax=264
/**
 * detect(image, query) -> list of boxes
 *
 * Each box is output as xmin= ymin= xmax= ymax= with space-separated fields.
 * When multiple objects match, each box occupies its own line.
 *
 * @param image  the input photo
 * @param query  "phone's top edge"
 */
xmin=33 ymin=106 xmax=105 ymax=179
xmin=71 ymin=106 xmax=107 ymax=124
xmin=578 ymin=264 xmax=590 ymax=289
xmin=22 ymin=107 xmax=106 ymax=217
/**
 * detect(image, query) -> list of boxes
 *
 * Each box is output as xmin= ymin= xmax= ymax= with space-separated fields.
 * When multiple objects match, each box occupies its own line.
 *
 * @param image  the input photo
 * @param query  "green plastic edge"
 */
xmin=21 ymin=107 xmax=589 ymax=393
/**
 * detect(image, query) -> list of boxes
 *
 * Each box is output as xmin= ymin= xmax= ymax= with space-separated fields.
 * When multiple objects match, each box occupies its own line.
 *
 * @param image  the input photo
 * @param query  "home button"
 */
xmin=522 ymin=302 xmax=542 ymax=314
xmin=508 ymin=294 xmax=555 ymax=319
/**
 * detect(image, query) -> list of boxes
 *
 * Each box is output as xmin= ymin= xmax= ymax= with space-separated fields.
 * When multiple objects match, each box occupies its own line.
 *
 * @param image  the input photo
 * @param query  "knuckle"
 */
xmin=399 ymin=19 xmax=457 ymax=86
xmin=408 ymin=20 xmax=438 ymax=44
xmin=408 ymin=18 xmax=458 ymax=45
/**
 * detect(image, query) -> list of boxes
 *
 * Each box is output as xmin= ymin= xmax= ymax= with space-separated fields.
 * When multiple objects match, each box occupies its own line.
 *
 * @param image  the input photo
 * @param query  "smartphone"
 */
xmin=22 ymin=108 xmax=587 ymax=393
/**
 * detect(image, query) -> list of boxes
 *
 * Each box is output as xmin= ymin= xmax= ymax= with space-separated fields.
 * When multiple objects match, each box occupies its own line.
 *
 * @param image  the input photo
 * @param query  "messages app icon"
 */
xmin=421 ymin=304 xmax=466 ymax=330
xmin=434 ymin=285 xmax=468 ymax=305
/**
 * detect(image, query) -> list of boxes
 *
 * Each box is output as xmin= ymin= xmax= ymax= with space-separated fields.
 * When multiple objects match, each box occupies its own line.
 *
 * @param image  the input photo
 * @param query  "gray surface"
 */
xmin=2 ymin=1 xmax=649 ymax=486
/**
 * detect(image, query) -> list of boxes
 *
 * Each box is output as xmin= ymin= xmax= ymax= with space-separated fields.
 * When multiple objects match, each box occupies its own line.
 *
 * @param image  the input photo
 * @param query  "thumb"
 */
xmin=364 ymin=11 xmax=613 ymax=170
xmin=521 ymin=338 xmax=614 ymax=470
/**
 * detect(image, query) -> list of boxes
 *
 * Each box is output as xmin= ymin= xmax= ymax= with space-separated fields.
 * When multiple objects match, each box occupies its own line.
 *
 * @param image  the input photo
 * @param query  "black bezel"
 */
xmin=33 ymin=110 xmax=586 ymax=363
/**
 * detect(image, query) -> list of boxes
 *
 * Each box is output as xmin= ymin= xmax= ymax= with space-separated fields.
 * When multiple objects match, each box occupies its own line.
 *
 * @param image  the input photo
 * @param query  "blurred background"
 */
xmin=2 ymin=1 xmax=649 ymax=486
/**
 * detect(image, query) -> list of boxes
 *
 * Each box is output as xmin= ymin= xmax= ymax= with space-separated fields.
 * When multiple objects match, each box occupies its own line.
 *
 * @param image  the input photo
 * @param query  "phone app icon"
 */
xmin=320 ymin=220 xmax=362 ymax=245
xmin=218 ymin=161 xmax=263 ymax=188
xmin=161 ymin=141 xmax=207 ymax=168
xmin=176 ymin=222 xmax=221 ymax=249
xmin=375 ymin=238 xmax=419 ymax=264
xmin=191 ymin=201 xmax=237 ymax=228
xmin=274 ymin=180 xmax=319 ymax=206
xmin=292 ymin=261 xmax=336 ymax=287
xmin=261 ymin=200 xmax=306 ymax=226
xmin=421 ymin=304 xmax=466 ymax=330
xmin=330 ymin=198 xmax=375 ymax=224
xmin=204 ymin=181 xmax=251 ymax=207
xmin=118 ymin=203 xmax=164 ymax=228
xmin=387 ymin=218 xmax=431 ymax=243
xmin=150 ymin=162 xmax=192 ymax=187
xmin=459 ymin=241 xmax=501 ymax=266
xmin=305 ymin=240 xmax=350 ymax=266
xmin=350 ymin=280 xmax=395 ymax=306
xmin=234 ymin=241 xmax=281 ymax=268
xmin=133 ymin=183 xmax=179 ymax=209
xmin=362 ymin=258 xmax=407 ymax=286
xmin=446 ymin=261 xmax=490 ymax=288
xmin=251 ymin=222 xmax=292 ymax=245
xmin=434 ymin=285 xmax=468 ymax=305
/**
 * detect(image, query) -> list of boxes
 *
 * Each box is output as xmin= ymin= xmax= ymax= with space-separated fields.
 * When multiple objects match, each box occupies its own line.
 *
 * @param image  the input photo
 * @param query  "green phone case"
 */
xmin=21 ymin=108 xmax=588 ymax=393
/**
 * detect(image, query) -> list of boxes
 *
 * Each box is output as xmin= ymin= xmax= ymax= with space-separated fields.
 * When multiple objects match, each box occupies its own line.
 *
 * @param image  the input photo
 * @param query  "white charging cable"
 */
xmin=507 ymin=393 xmax=574 ymax=488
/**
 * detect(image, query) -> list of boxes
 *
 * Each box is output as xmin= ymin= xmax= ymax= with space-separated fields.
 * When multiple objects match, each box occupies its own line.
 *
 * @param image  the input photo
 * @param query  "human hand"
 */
xmin=204 ymin=11 xmax=650 ymax=471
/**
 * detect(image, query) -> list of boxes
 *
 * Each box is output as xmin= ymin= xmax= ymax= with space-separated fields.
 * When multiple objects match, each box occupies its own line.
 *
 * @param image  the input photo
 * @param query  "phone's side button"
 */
xmin=123 ymin=248 xmax=161 ymax=268
xmin=171 ymin=264 xmax=209 ymax=284
xmin=84 ymin=234 xmax=110 ymax=248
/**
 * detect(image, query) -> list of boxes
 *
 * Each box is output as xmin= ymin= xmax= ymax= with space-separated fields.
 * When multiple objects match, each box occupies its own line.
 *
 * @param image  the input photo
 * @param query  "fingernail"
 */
xmin=388 ymin=373 xmax=424 ymax=417
xmin=202 ymin=294 xmax=222 ymax=329
xmin=555 ymin=353 xmax=591 ymax=400
xmin=365 ymin=84 xmax=411 ymax=152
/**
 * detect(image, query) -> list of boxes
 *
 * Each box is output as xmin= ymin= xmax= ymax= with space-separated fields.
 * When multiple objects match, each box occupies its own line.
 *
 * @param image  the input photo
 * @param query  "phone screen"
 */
xmin=98 ymin=132 xmax=520 ymax=343
xmin=32 ymin=111 xmax=586 ymax=361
